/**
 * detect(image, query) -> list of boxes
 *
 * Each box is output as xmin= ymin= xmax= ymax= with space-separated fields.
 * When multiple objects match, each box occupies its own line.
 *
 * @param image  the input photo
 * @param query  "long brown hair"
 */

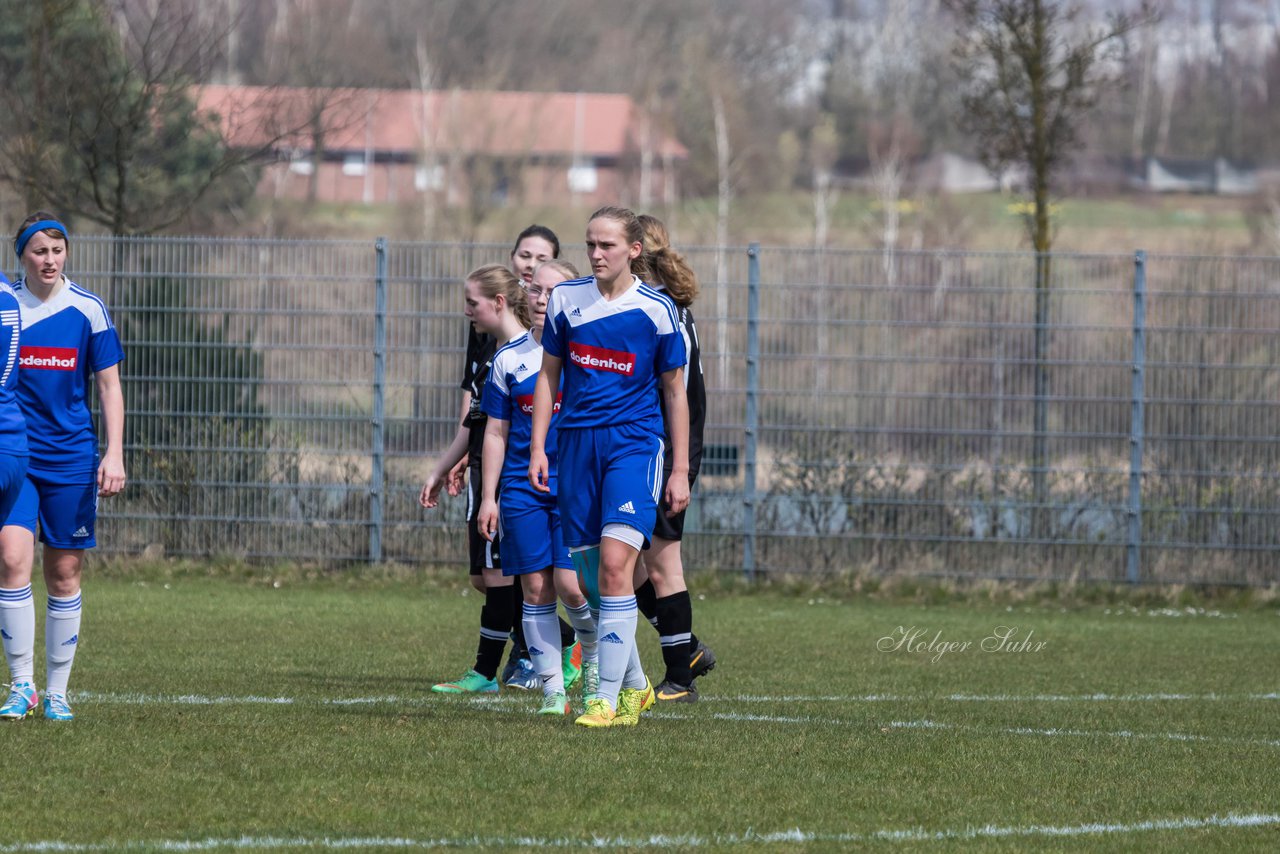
xmin=467 ymin=264 xmax=531 ymax=329
xmin=638 ymin=214 xmax=699 ymax=307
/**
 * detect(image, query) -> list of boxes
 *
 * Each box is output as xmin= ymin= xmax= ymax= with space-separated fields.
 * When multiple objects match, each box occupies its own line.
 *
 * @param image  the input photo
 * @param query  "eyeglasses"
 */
xmin=525 ymin=285 xmax=550 ymax=298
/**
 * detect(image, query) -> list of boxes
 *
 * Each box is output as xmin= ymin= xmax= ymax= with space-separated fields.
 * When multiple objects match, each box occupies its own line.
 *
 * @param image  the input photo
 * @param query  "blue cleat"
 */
xmin=42 ymin=693 xmax=74 ymax=721
xmin=504 ymin=657 xmax=542 ymax=691
xmin=0 ymin=681 xmax=38 ymax=720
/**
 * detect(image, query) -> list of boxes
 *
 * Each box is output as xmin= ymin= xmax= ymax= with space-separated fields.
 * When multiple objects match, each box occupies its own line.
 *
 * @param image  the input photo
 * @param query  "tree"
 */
xmin=943 ymin=0 xmax=1156 ymax=536
xmin=0 ymin=0 xmax=273 ymax=236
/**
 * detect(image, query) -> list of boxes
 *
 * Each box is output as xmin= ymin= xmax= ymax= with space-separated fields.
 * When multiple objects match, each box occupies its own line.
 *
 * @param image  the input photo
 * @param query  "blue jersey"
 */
xmin=0 ymin=282 xmax=27 ymax=459
xmin=541 ymin=276 xmax=685 ymax=432
xmin=13 ymin=277 xmax=124 ymax=478
xmin=481 ymin=331 xmax=562 ymax=484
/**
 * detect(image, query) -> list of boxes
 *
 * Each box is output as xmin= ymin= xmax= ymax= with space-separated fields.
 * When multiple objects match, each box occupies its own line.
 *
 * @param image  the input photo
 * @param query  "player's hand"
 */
xmin=529 ymin=450 xmax=551 ymax=494
xmin=97 ymin=455 xmax=126 ymax=498
xmin=664 ymin=470 xmax=690 ymax=516
xmin=477 ymin=498 xmax=499 ymax=542
xmin=446 ymin=456 xmax=468 ymax=496
xmin=419 ymin=475 xmax=443 ymax=509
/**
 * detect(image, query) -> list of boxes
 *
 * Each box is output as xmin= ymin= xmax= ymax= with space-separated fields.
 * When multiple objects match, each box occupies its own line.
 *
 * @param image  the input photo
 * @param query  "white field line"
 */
xmin=73 ymin=690 xmax=1280 ymax=707
xmin=886 ymin=719 xmax=1280 ymax=749
xmin=0 ymin=813 xmax=1277 ymax=850
xmin=71 ymin=690 xmax=1280 ymax=748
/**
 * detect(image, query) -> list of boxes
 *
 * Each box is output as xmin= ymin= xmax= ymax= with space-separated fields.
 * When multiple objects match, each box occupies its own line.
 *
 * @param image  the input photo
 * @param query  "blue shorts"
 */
xmin=499 ymin=478 xmax=571 ymax=576
xmin=3 ymin=471 xmax=98 ymax=549
xmin=556 ymin=422 xmax=664 ymax=549
xmin=0 ymin=455 xmax=27 ymax=524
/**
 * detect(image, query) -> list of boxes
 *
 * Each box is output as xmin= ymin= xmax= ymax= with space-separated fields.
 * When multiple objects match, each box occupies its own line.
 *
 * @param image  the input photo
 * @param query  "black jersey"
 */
xmin=460 ymin=326 xmax=496 ymax=466
xmin=658 ymin=303 xmax=706 ymax=473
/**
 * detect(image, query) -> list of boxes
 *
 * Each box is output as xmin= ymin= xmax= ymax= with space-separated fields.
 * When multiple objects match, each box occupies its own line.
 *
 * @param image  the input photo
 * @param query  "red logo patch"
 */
xmin=19 ymin=346 xmax=77 ymax=371
xmin=568 ymin=342 xmax=635 ymax=376
xmin=517 ymin=392 xmax=562 ymax=415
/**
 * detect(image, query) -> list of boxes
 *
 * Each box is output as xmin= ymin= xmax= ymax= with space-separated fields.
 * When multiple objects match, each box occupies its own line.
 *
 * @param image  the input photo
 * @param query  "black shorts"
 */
xmin=649 ymin=467 xmax=699 ymax=544
xmin=466 ymin=468 xmax=500 ymax=575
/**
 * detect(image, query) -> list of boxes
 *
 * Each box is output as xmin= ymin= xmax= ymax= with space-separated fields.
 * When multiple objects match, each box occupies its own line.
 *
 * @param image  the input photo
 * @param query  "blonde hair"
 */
xmin=467 ymin=264 xmax=531 ymax=329
xmin=637 ymin=214 xmax=699 ymax=307
xmin=534 ymin=259 xmax=580 ymax=282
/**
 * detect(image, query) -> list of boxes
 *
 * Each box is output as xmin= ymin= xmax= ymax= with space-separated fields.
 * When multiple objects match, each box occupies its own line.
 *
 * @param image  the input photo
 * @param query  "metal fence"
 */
xmin=55 ymin=236 xmax=1279 ymax=585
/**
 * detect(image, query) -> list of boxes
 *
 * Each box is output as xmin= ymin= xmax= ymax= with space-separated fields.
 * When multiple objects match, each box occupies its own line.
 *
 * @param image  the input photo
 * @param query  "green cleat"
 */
xmin=431 ymin=669 xmax=499 ymax=694
xmin=538 ymin=692 xmax=571 ymax=716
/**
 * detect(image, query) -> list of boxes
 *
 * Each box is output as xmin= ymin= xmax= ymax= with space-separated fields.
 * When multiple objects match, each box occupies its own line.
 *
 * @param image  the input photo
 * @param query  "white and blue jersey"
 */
xmin=0 ymin=282 xmax=28 ymax=459
xmin=13 ymin=277 xmax=124 ymax=480
xmin=541 ymin=275 xmax=685 ymax=433
xmin=481 ymin=331 xmax=561 ymax=484
xmin=482 ymin=332 xmax=570 ymax=574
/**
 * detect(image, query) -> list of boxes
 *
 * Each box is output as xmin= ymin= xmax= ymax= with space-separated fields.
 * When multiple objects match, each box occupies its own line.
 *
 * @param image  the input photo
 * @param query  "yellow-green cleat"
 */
xmin=574 ymin=696 xmax=616 ymax=727
xmin=614 ymin=678 xmax=654 ymax=726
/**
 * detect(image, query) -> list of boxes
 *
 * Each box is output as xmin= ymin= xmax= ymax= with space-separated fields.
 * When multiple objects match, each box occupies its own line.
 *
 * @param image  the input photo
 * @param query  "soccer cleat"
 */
xmin=42 ymin=693 xmax=74 ymax=722
xmin=580 ymin=659 xmax=600 ymax=701
xmin=538 ymin=692 xmax=571 ymax=716
xmin=504 ymin=657 xmax=542 ymax=691
xmin=574 ymin=697 xmax=616 ymax=728
xmin=0 ymin=681 xmax=38 ymax=720
xmin=614 ymin=678 xmax=653 ymax=726
xmin=656 ymin=678 xmax=699 ymax=703
xmin=431 ymin=669 xmax=499 ymax=694
xmin=689 ymin=640 xmax=717 ymax=679
xmin=562 ymin=641 xmax=583 ymax=690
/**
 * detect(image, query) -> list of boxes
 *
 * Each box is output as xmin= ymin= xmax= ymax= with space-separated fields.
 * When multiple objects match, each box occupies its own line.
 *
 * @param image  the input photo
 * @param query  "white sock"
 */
xmin=0 ymin=585 xmax=35 ymax=684
xmin=622 ymin=638 xmax=647 ymax=691
xmin=45 ymin=592 xmax=82 ymax=697
xmin=563 ymin=601 xmax=597 ymax=662
xmin=522 ymin=601 xmax=564 ymax=696
xmin=596 ymin=594 xmax=637 ymax=709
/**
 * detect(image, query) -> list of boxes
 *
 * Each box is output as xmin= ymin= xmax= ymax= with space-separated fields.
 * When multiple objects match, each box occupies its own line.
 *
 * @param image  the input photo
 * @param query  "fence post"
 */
xmin=1126 ymin=250 xmax=1147 ymax=584
xmin=744 ymin=243 xmax=760 ymax=580
xmin=370 ymin=237 xmax=388 ymax=564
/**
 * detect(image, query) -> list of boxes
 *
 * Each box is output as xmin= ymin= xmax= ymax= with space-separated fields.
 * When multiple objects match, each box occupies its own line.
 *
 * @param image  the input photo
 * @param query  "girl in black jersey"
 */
xmin=634 ymin=215 xmax=717 ymax=702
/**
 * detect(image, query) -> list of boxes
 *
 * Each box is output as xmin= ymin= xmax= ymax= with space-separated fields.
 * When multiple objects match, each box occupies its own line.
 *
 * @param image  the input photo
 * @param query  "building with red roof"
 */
xmin=194 ymin=85 xmax=687 ymax=208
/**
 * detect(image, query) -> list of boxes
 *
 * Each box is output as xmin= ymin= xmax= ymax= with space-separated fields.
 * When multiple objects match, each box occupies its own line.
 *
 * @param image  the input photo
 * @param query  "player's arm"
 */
xmin=659 ymin=366 xmax=690 ymax=515
xmin=477 ymin=417 xmax=509 ymax=542
xmin=95 ymin=363 xmax=126 ymax=497
xmin=528 ymin=352 xmax=562 ymax=494
xmin=420 ymin=394 xmax=471 ymax=509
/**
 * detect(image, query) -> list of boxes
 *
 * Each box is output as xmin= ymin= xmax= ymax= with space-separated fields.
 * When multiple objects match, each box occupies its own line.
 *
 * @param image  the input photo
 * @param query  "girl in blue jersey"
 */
xmin=477 ymin=260 xmax=600 ymax=716
xmin=529 ymin=206 xmax=690 ymax=728
xmin=0 ymin=214 xmax=125 ymax=722
xmin=0 ymin=277 xmax=28 ymax=538
xmin=420 ymin=227 xmax=581 ymax=696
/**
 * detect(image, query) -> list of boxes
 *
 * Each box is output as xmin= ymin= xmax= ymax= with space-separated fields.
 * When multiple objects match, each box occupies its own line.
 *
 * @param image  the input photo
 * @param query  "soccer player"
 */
xmin=0 ymin=273 xmax=28 ymax=569
xmin=420 ymin=227 xmax=580 ymax=694
xmin=633 ymin=214 xmax=717 ymax=702
xmin=476 ymin=260 xmax=600 ymax=716
xmin=529 ymin=206 xmax=690 ymax=728
xmin=0 ymin=213 xmax=126 ymax=722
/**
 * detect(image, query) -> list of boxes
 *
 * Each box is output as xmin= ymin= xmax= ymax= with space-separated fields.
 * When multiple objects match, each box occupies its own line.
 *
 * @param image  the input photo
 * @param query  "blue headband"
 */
xmin=14 ymin=220 xmax=68 ymax=258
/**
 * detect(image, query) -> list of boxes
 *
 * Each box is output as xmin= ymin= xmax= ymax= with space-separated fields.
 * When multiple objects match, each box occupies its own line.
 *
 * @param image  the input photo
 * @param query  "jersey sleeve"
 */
xmin=654 ymin=308 xmax=686 ymax=375
xmin=541 ymin=289 xmax=566 ymax=360
xmin=87 ymin=304 xmax=124 ymax=372
xmin=480 ymin=357 xmax=513 ymax=422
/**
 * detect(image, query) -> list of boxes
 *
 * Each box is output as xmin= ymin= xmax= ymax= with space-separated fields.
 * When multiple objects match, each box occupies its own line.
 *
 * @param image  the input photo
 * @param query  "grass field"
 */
xmin=1 ymin=569 xmax=1277 ymax=852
